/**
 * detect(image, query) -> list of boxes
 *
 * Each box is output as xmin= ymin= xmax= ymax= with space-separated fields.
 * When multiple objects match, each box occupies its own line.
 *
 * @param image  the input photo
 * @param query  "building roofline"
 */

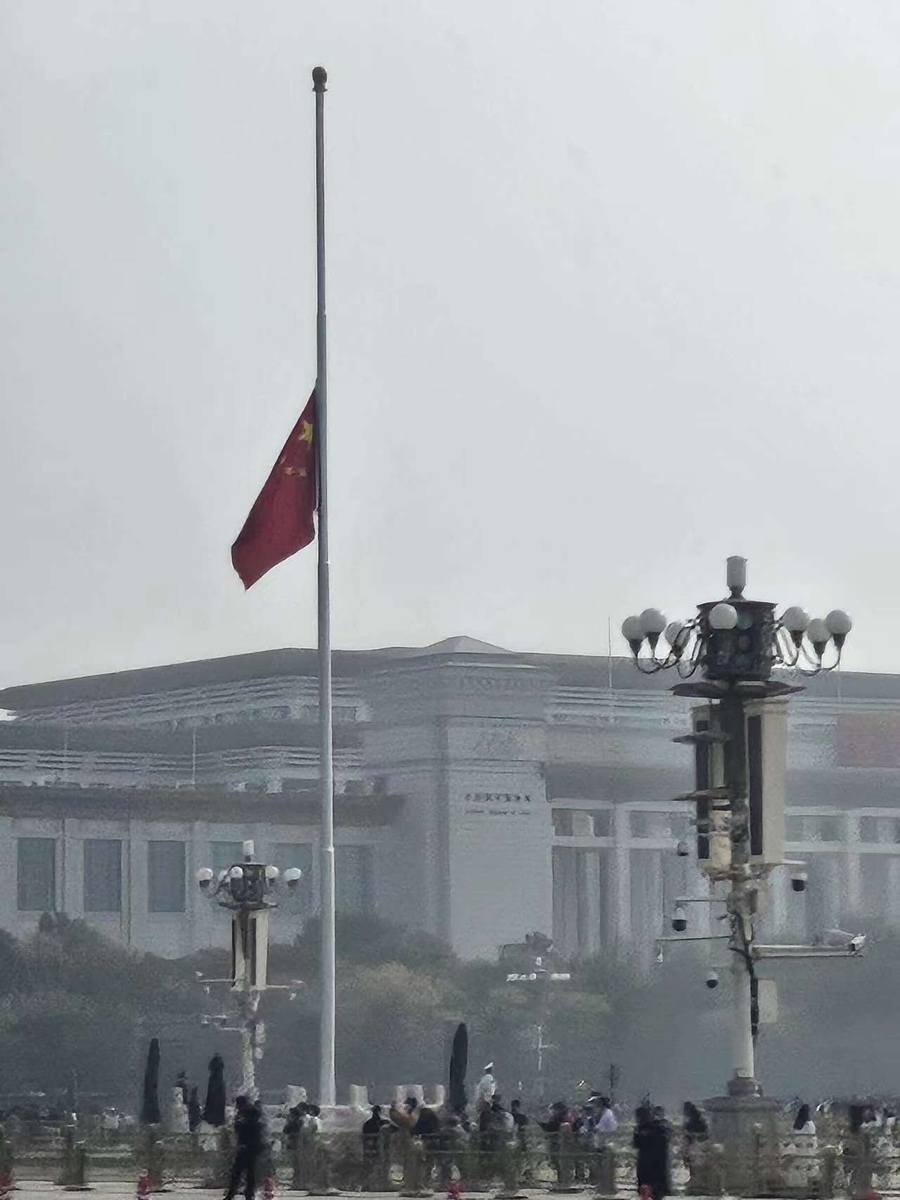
xmin=3 ymin=642 xmax=900 ymax=712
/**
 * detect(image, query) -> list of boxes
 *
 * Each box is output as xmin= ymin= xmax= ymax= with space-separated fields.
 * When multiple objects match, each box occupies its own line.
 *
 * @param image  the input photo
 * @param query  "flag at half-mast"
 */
xmin=231 ymin=391 xmax=317 ymax=589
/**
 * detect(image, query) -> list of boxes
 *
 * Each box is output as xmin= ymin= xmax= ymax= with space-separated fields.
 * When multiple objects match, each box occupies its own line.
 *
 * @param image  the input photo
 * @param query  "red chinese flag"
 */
xmin=231 ymin=393 xmax=317 ymax=589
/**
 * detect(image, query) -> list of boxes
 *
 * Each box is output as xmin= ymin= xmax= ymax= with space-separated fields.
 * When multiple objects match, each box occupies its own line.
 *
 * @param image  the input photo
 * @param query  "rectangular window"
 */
xmin=630 ymin=812 xmax=651 ymax=838
xmin=785 ymin=815 xmax=805 ymax=842
xmin=17 ymin=838 xmax=56 ymax=912
xmin=336 ymin=845 xmax=374 ymax=914
xmin=147 ymin=841 xmax=186 ymax=913
xmin=211 ymin=842 xmax=244 ymax=873
xmin=859 ymin=816 xmax=879 ymax=843
xmin=552 ymin=810 xmax=574 ymax=836
xmin=83 ymin=839 xmax=122 ymax=913
xmin=592 ymin=811 xmax=611 ymax=838
xmin=273 ymin=844 xmax=314 ymax=914
xmin=817 ymin=817 xmax=842 ymax=843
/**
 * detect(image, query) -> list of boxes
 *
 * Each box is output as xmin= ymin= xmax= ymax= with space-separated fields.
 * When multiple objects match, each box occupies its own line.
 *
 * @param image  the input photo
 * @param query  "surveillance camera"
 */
xmin=672 ymin=906 xmax=687 ymax=933
xmin=283 ymin=867 xmax=303 ymax=889
xmin=196 ymin=867 xmax=214 ymax=890
xmin=821 ymin=929 xmax=861 ymax=950
xmin=706 ymin=970 xmax=719 ymax=990
xmin=791 ymin=870 xmax=808 ymax=893
xmin=676 ymin=840 xmax=689 ymax=858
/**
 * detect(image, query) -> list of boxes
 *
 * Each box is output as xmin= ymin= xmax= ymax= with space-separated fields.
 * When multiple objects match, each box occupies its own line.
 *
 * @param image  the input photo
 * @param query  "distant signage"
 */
xmin=835 ymin=714 xmax=900 ymax=768
xmin=463 ymin=792 xmax=533 ymax=817
xmin=465 ymin=793 xmax=532 ymax=805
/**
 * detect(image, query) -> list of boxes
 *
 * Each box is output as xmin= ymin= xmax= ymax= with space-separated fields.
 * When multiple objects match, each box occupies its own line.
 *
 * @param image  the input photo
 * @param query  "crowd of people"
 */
xmin=353 ymin=1089 xmax=708 ymax=1200
xmin=7 ymin=1078 xmax=897 ymax=1200
xmin=216 ymin=1084 xmax=710 ymax=1200
xmin=208 ymin=1071 xmax=900 ymax=1200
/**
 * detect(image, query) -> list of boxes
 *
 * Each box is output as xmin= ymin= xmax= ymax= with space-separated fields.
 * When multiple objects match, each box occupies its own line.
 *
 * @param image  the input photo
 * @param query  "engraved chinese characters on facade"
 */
xmin=463 ymin=792 xmax=534 ymax=816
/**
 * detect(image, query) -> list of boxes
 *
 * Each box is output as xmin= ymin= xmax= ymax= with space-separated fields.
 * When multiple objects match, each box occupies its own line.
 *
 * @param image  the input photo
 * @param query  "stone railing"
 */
xmin=5 ymin=1121 xmax=900 ymax=1197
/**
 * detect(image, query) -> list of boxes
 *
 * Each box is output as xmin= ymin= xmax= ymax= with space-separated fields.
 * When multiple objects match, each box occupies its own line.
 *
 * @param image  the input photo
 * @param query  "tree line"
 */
xmin=0 ymin=913 xmax=897 ymax=1111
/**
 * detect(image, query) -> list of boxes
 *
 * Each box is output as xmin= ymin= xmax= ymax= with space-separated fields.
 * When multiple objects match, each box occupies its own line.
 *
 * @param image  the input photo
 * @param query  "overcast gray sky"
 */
xmin=3 ymin=0 xmax=900 ymax=685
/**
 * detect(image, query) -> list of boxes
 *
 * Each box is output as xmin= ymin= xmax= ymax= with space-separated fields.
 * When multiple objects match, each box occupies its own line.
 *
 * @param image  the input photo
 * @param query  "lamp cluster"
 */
xmin=620 ymin=557 xmax=851 ymax=679
xmin=196 ymin=839 xmax=303 ymax=911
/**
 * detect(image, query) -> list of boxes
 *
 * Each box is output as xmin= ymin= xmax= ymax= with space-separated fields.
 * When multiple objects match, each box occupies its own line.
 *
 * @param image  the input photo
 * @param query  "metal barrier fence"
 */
xmin=5 ymin=1122 xmax=900 ymax=1196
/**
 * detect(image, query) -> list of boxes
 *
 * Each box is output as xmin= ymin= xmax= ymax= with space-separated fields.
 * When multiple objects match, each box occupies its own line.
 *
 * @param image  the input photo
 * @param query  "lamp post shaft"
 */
xmin=235 ymin=908 xmax=259 ymax=1098
xmin=240 ymin=989 xmax=257 ymax=1098
xmin=720 ymin=692 xmax=757 ymax=1093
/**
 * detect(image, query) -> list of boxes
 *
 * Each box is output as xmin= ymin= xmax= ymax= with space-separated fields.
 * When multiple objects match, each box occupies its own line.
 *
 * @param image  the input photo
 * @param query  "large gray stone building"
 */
xmin=0 ymin=637 xmax=897 ymax=961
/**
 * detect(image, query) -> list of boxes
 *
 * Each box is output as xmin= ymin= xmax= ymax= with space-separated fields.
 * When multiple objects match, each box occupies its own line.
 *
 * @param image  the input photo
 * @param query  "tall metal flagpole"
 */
xmin=312 ymin=65 xmax=336 ymax=1108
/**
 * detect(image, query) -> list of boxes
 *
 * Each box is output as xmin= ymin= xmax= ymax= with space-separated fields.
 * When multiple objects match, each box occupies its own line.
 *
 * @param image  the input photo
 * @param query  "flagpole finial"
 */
xmin=312 ymin=66 xmax=328 ymax=91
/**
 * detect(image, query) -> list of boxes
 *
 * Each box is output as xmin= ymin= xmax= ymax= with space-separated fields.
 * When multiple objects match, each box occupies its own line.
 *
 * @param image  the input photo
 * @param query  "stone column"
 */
xmin=552 ymin=846 xmax=566 ymax=952
xmin=612 ymin=806 xmax=632 ymax=949
xmin=0 ymin=818 xmax=16 ymax=935
xmin=821 ymin=852 xmax=843 ymax=930
xmin=556 ymin=849 xmax=578 ymax=959
xmin=186 ymin=823 xmax=202 ymax=956
xmin=628 ymin=848 xmax=662 ymax=961
xmin=646 ymin=850 xmax=664 ymax=945
xmin=576 ymin=851 xmax=602 ymax=958
xmin=60 ymin=820 xmax=81 ymax=916
xmin=769 ymin=866 xmax=788 ymax=936
xmin=844 ymin=812 xmax=862 ymax=917
xmin=887 ymin=855 xmax=900 ymax=928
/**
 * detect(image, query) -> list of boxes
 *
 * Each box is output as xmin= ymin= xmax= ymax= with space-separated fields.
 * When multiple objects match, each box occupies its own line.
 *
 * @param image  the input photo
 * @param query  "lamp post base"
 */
xmin=727 ymin=1074 xmax=762 ymax=1098
xmin=704 ymin=1091 xmax=782 ymax=1196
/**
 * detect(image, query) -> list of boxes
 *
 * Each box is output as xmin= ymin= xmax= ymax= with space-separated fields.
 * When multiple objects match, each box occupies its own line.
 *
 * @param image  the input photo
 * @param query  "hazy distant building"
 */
xmin=0 ymin=638 xmax=898 ymax=960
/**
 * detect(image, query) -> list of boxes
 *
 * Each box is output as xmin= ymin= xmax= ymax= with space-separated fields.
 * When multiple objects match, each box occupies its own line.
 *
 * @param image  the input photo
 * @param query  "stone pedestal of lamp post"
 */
xmin=704 ymin=1089 xmax=782 ymax=1196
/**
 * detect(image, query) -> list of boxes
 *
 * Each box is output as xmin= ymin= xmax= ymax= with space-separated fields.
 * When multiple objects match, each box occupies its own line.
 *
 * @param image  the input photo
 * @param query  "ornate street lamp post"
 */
xmin=505 ymin=957 xmax=572 ymax=1102
xmin=196 ymin=840 xmax=304 ymax=1098
xmin=622 ymin=557 xmax=852 ymax=1186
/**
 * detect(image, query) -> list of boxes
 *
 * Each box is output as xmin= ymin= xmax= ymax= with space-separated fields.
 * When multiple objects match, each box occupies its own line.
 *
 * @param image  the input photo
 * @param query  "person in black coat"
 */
xmin=362 ymin=1105 xmax=389 ymax=1167
xmin=223 ymin=1096 xmax=266 ymax=1200
xmin=634 ymin=1105 xmax=671 ymax=1200
xmin=682 ymin=1102 xmax=708 ymax=1146
xmin=511 ymin=1100 xmax=529 ymax=1150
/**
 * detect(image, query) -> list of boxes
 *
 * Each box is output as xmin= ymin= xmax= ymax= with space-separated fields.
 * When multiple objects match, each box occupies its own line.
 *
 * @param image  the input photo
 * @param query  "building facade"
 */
xmin=0 ymin=638 xmax=898 ymax=961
